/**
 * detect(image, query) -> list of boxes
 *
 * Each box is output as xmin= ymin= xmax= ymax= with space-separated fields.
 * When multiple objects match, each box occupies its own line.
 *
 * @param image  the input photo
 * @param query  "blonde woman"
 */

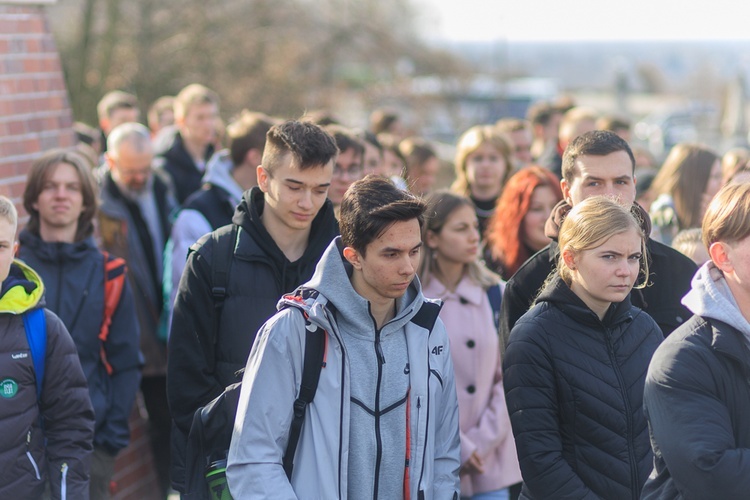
xmin=503 ymin=196 xmax=663 ymax=499
xmin=420 ymin=191 xmax=521 ymax=500
xmin=451 ymin=126 xmax=514 ymax=236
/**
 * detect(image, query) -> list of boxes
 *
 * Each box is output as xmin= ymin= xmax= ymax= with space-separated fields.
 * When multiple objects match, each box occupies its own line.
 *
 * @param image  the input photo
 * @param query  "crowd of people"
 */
xmin=2 ymin=83 xmax=750 ymax=500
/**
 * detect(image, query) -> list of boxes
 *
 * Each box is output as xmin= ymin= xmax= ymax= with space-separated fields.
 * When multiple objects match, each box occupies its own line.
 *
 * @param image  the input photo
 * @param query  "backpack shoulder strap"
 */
xmin=282 ymin=310 xmax=326 ymax=480
xmin=207 ymin=223 xmax=239 ymax=372
xmin=23 ymin=308 xmax=47 ymax=401
xmin=99 ymin=251 xmax=127 ymax=376
xmin=486 ymin=283 xmax=503 ymax=331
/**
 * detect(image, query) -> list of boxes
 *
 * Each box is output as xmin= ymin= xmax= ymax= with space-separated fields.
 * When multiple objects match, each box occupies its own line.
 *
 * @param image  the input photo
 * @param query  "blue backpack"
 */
xmin=22 ymin=308 xmax=47 ymax=401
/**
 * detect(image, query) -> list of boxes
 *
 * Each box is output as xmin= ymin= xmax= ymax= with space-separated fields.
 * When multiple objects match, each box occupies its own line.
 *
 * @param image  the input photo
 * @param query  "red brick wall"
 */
xmin=0 ymin=3 xmax=74 ymax=218
xmin=1 ymin=3 xmax=162 ymax=499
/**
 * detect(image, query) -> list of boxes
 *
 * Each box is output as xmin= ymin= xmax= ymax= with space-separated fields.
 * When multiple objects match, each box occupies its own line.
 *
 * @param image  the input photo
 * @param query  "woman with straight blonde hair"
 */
xmin=420 ymin=191 xmax=522 ymax=500
xmin=451 ymin=126 xmax=514 ymax=236
xmin=503 ymin=196 xmax=662 ymax=500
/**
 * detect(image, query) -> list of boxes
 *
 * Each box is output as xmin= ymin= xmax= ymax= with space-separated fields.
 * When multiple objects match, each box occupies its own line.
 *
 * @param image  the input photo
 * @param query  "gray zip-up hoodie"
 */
xmin=682 ymin=261 xmax=750 ymax=344
xmin=227 ymin=237 xmax=461 ymax=499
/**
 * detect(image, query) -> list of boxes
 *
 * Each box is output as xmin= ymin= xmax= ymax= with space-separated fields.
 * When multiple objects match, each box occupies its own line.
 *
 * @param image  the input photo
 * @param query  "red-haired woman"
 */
xmin=484 ymin=166 xmax=562 ymax=280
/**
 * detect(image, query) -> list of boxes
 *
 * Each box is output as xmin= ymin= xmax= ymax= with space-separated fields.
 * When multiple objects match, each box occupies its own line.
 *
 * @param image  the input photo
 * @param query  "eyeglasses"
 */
xmin=333 ymin=163 xmax=364 ymax=178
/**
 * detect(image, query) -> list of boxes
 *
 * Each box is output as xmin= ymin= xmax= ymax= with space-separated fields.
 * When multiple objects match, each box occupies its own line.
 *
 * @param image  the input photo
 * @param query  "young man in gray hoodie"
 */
xmin=227 ymin=176 xmax=461 ymax=499
xmin=642 ymin=182 xmax=750 ymax=499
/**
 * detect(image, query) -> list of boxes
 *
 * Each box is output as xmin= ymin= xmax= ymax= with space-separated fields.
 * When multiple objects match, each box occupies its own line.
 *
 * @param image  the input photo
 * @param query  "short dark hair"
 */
xmin=526 ymin=101 xmax=557 ymax=126
xmin=261 ymin=120 xmax=339 ymax=174
xmin=226 ymin=110 xmax=276 ymax=167
xmin=340 ymin=175 xmax=426 ymax=256
xmin=324 ymin=125 xmax=365 ymax=158
xmin=24 ymin=149 xmax=99 ymax=242
xmin=562 ymin=130 xmax=635 ymax=184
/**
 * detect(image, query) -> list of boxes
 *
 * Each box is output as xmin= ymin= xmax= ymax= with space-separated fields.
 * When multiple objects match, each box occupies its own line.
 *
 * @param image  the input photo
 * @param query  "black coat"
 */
xmin=156 ymin=131 xmax=215 ymax=204
xmin=499 ymin=236 xmax=696 ymax=346
xmin=503 ymin=276 xmax=663 ymax=500
xmin=166 ymin=187 xmax=339 ymax=490
xmin=642 ymin=316 xmax=750 ymax=499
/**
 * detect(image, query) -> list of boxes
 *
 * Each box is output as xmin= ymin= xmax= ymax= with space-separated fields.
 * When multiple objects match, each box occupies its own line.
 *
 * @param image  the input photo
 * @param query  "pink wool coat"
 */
xmin=423 ymin=276 xmax=522 ymax=496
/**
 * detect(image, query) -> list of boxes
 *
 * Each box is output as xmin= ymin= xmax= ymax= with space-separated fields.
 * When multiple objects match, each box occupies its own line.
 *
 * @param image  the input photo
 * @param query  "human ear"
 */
xmin=343 ymin=246 xmax=362 ymax=270
xmin=560 ymin=178 xmax=572 ymax=205
xmin=424 ymin=229 xmax=439 ymax=250
xmin=256 ymin=165 xmax=268 ymax=192
xmin=562 ymin=248 xmax=577 ymax=270
xmin=709 ymin=242 xmax=733 ymax=273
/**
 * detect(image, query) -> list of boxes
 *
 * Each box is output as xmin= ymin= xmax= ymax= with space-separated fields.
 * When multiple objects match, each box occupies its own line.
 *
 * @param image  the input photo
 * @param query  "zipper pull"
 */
xmin=27 ymin=430 xmax=31 ymax=447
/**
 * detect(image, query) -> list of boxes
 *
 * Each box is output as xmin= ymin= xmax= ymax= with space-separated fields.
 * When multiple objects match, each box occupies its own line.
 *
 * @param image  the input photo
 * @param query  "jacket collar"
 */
xmin=18 ymin=229 xmax=97 ymax=263
xmin=537 ymin=274 xmax=634 ymax=329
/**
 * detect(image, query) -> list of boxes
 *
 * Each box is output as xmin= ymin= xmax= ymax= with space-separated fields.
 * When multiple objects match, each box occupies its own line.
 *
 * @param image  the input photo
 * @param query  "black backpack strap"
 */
xmin=486 ymin=283 xmax=503 ymax=331
xmin=282 ymin=314 xmax=326 ymax=480
xmin=207 ymin=223 xmax=239 ymax=372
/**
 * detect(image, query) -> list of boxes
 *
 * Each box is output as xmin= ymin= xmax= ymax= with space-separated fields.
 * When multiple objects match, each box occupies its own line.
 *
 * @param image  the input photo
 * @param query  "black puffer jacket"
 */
xmin=499 ymin=201 xmax=697 ymax=345
xmin=166 ymin=187 xmax=339 ymax=490
xmin=503 ymin=275 xmax=663 ymax=500
xmin=0 ymin=262 xmax=94 ymax=499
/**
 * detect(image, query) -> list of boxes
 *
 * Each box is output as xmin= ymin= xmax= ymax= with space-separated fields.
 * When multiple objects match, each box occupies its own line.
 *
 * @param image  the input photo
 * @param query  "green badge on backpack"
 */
xmin=1 ymin=378 xmax=18 ymax=398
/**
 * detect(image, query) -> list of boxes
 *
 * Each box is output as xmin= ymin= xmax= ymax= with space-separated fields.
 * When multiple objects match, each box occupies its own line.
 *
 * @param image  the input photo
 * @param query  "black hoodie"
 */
xmin=498 ymin=200 xmax=697 ymax=345
xmin=166 ymin=186 xmax=339 ymax=491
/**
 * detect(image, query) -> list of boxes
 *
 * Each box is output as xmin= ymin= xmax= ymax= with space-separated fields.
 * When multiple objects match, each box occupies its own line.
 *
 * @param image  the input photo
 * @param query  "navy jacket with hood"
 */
xmin=17 ymin=230 xmax=142 ymax=455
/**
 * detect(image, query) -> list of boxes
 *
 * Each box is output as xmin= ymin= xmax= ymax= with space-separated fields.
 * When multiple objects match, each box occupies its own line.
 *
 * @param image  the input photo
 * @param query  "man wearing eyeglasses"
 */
xmin=166 ymin=120 xmax=340 ymax=494
xmin=98 ymin=122 xmax=177 ymax=497
xmin=324 ymin=125 xmax=365 ymax=212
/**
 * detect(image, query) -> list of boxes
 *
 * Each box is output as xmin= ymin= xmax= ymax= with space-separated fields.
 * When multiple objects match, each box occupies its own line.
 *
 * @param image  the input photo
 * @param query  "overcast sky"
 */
xmin=419 ymin=0 xmax=750 ymax=42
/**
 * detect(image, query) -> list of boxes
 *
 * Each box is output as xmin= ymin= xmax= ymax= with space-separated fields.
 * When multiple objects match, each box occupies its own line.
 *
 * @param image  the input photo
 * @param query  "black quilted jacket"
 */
xmin=503 ymin=276 xmax=663 ymax=500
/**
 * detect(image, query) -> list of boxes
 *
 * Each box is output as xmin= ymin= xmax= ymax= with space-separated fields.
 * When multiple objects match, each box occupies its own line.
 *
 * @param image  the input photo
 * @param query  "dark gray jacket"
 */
xmin=0 ymin=261 xmax=94 ymax=499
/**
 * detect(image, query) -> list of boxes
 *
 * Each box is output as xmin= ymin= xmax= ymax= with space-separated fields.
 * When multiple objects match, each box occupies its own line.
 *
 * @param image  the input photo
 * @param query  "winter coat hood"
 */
xmin=682 ymin=261 xmax=750 ymax=343
xmin=278 ymin=237 xmax=426 ymax=339
xmin=202 ymin=150 xmax=244 ymax=206
xmin=233 ymin=187 xmax=338 ymax=294
xmin=0 ymin=260 xmax=44 ymax=314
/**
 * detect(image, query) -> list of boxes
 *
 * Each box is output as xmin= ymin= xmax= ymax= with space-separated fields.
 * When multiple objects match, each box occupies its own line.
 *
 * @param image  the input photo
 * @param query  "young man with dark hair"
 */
xmin=324 ymin=124 xmax=365 ymax=208
xmin=18 ymin=149 xmax=142 ymax=500
xmin=642 ymin=182 xmax=750 ymax=498
xmin=167 ymin=120 xmax=340 ymax=493
xmin=500 ymin=130 xmax=697 ymax=343
xmin=226 ymin=175 xmax=461 ymax=499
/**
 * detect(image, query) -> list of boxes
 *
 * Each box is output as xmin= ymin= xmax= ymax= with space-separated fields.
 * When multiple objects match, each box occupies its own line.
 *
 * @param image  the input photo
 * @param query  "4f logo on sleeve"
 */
xmin=431 ymin=345 xmax=444 ymax=355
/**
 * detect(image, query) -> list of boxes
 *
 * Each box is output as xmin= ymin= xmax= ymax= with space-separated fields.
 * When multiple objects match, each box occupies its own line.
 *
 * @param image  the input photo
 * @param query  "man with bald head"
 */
xmin=98 ymin=122 xmax=177 ymax=496
xmin=499 ymin=130 xmax=697 ymax=344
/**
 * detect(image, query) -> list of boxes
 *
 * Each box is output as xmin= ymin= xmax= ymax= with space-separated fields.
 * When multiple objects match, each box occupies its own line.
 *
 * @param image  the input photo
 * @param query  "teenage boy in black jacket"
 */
xmin=167 ymin=120 xmax=339 ymax=492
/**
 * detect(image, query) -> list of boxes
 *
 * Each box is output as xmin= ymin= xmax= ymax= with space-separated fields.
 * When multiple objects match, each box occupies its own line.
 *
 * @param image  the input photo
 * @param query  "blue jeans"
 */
xmin=463 ymin=488 xmax=510 ymax=500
